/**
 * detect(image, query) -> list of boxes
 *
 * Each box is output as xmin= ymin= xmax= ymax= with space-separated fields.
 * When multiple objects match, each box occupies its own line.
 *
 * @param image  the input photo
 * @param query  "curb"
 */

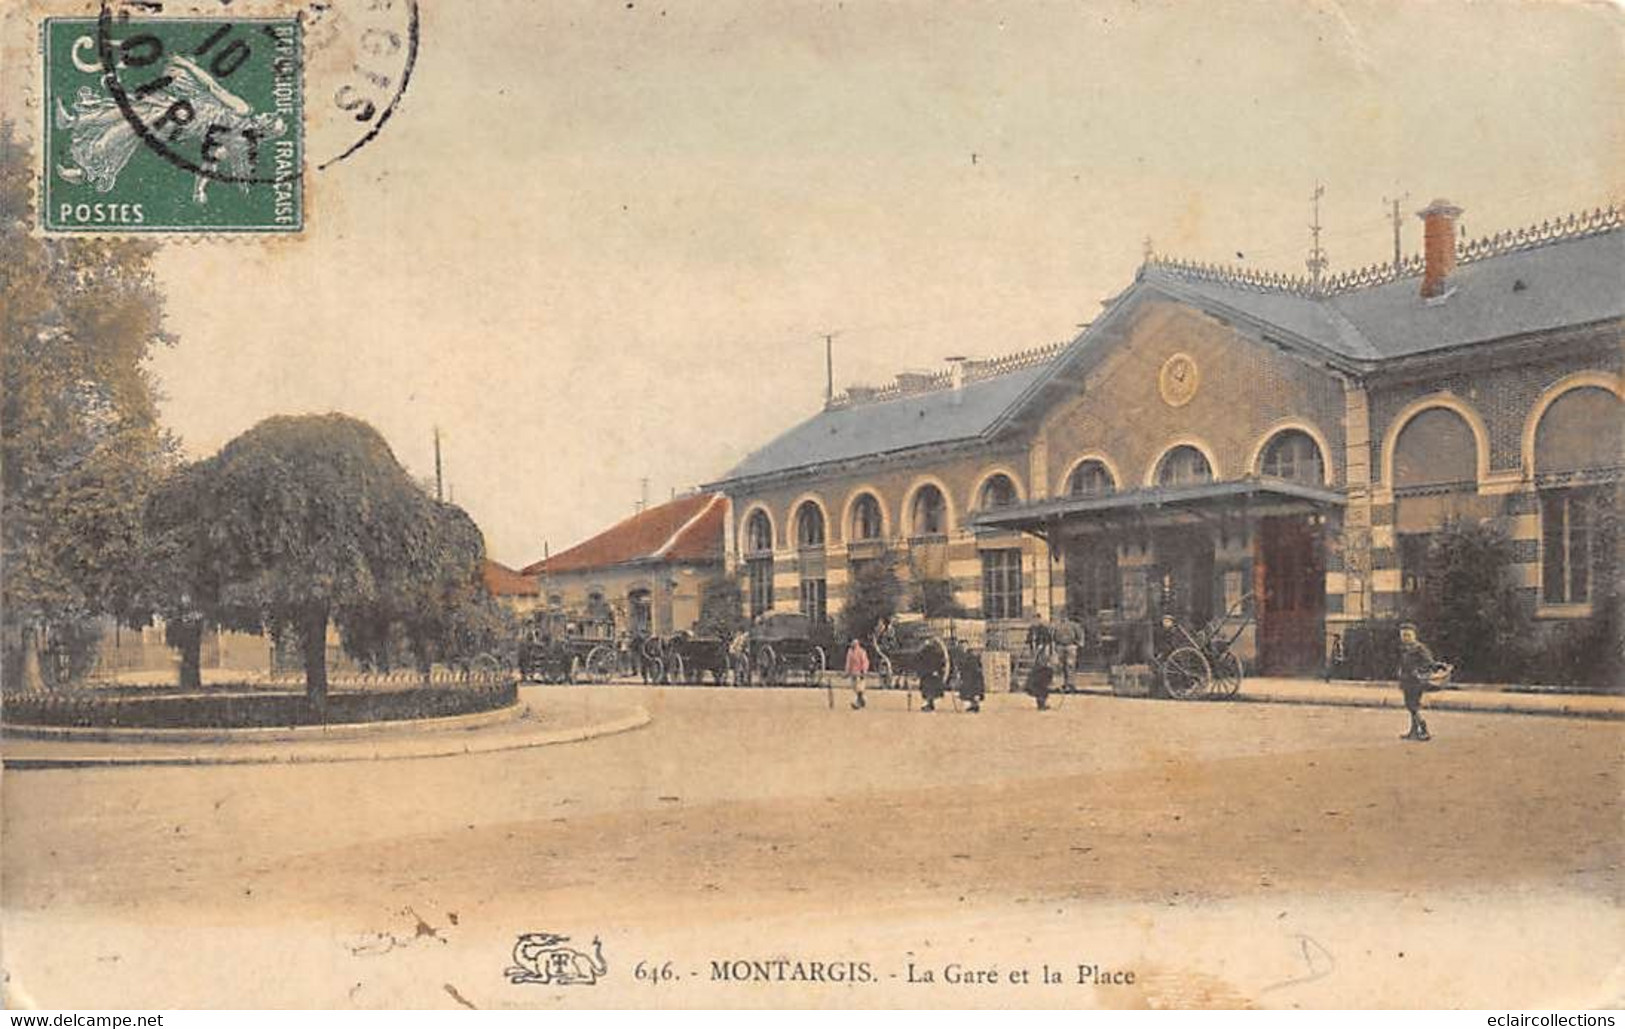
xmin=0 ymin=704 xmax=652 ymax=769
xmin=1047 ymin=683 xmax=1625 ymax=721
xmin=1229 ymin=691 xmax=1625 ymax=721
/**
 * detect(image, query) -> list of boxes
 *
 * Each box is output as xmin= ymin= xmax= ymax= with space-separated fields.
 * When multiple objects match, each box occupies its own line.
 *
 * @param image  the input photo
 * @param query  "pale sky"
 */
xmin=134 ymin=0 xmax=1624 ymax=566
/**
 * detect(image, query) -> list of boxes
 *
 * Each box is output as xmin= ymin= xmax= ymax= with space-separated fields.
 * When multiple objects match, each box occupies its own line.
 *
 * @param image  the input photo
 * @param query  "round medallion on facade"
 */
xmin=1159 ymin=353 xmax=1199 ymax=407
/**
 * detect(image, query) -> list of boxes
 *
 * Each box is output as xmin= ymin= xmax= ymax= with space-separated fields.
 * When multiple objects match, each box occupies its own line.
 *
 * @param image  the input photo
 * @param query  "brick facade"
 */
xmin=715 ymin=231 xmax=1625 ymax=677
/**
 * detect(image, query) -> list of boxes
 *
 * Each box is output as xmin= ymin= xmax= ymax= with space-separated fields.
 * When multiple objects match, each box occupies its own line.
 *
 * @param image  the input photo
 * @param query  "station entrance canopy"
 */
xmin=969 ymin=477 xmax=1346 ymax=542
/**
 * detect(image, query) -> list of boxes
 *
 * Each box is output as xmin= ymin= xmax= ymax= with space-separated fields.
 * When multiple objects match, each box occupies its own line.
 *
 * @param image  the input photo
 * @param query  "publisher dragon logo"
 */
xmin=505 ymin=932 xmax=607 ymax=986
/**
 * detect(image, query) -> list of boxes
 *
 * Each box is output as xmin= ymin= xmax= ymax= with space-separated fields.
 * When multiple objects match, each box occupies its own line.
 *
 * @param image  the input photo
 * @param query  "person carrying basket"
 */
xmin=1397 ymin=621 xmax=1452 ymax=742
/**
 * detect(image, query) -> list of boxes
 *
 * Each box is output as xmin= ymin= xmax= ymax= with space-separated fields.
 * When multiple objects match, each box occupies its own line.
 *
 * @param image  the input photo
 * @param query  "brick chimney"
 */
xmin=1417 ymin=198 xmax=1463 ymax=298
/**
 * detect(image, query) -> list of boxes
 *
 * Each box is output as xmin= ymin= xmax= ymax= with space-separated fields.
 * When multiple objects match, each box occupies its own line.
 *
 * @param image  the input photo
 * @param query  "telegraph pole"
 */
xmin=822 ymin=331 xmax=838 ymax=405
xmin=1305 ymin=183 xmax=1328 ymax=286
xmin=433 ymin=426 xmax=444 ymax=502
xmin=1382 ymin=192 xmax=1410 ymax=272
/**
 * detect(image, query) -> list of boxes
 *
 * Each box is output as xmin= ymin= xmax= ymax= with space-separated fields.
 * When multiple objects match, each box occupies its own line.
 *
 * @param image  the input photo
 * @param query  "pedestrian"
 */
xmin=951 ymin=641 xmax=984 ymax=713
xmin=1053 ymin=614 xmax=1084 ymax=692
xmin=1397 ymin=621 xmax=1451 ymax=742
xmin=918 ymin=645 xmax=946 ymax=712
xmin=727 ymin=629 xmax=751 ymax=687
xmin=1025 ymin=641 xmax=1055 ymax=710
xmin=845 ymin=637 xmax=870 ymax=709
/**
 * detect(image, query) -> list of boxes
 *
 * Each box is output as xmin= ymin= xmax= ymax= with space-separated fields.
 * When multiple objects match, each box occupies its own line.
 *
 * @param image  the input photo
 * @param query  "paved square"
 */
xmin=3 ymin=687 xmax=1620 ymax=1007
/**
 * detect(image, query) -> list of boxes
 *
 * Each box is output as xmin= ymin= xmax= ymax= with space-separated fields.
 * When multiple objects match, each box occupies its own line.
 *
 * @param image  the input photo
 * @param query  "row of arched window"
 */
xmin=1387 ymin=381 xmax=1622 ymax=611
xmin=743 ymin=428 xmax=1329 ymax=553
xmin=739 ymin=380 xmax=1622 ymax=555
xmin=1388 ymin=382 xmax=1621 ymax=490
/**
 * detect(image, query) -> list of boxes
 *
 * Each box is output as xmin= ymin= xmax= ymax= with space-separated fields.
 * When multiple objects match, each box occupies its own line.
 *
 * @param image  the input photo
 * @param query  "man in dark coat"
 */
xmin=918 ymin=660 xmax=946 ymax=711
xmin=1025 ymin=642 xmax=1056 ymax=710
xmin=950 ymin=641 xmax=984 ymax=713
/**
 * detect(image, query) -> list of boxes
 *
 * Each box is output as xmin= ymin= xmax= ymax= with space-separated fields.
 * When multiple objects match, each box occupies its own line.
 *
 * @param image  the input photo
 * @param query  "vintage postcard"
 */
xmin=2 ymin=0 xmax=1622 ymax=1012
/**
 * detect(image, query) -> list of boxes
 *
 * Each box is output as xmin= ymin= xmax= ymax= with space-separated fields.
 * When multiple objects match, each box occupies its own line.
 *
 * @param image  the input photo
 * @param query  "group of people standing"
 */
xmin=842 ymin=615 xmax=1090 ymax=714
xmin=840 ymin=615 xmax=1452 ymax=741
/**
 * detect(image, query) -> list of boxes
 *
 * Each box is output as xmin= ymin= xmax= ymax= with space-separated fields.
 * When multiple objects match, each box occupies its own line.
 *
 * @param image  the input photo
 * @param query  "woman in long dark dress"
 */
xmin=1025 ymin=641 xmax=1056 ymax=710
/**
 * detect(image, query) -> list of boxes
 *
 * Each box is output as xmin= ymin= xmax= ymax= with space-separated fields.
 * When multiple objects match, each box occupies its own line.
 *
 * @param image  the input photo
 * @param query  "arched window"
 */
xmin=586 ymin=590 xmax=609 ymax=619
xmin=794 ymin=501 xmax=826 ymax=548
xmin=627 ymin=588 xmax=652 ymax=635
xmin=850 ymin=493 xmax=884 ymax=541
xmin=1534 ymin=387 xmax=1621 ymax=478
xmin=745 ymin=509 xmax=773 ymax=553
xmin=1259 ymin=430 xmax=1325 ymax=484
xmin=910 ymin=484 xmax=948 ymax=536
xmin=1534 ymin=387 xmax=1622 ymax=607
xmin=1391 ymin=406 xmax=1479 ymax=602
xmin=1156 ymin=445 xmax=1213 ymax=487
xmin=1067 ymin=459 xmax=1116 ymax=497
xmin=977 ymin=473 xmax=1019 ymax=510
xmin=1392 ymin=408 xmax=1476 ymax=489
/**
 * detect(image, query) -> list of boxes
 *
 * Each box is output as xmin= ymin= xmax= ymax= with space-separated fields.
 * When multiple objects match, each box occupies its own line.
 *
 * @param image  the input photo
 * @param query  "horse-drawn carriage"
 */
xmin=640 ymin=631 xmax=733 ymax=685
xmin=738 ymin=612 xmax=830 ymax=686
xmin=1151 ymin=593 xmax=1251 ymax=700
xmin=517 ymin=611 xmax=621 ymax=684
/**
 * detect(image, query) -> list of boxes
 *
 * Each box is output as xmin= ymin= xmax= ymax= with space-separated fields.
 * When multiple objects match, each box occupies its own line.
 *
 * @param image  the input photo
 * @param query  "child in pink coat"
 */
xmin=845 ymin=637 xmax=871 ymax=710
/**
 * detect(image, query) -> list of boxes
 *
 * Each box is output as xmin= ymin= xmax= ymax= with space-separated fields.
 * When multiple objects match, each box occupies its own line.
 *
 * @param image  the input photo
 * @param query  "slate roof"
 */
xmin=1326 ymin=229 xmax=1625 ymax=358
xmin=522 ymin=492 xmax=725 ymax=576
xmin=711 ymin=220 xmax=1623 ymax=486
xmin=1148 ymin=229 xmax=1625 ymax=362
xmin=718 ymin=362 xmax=1051 ymax=483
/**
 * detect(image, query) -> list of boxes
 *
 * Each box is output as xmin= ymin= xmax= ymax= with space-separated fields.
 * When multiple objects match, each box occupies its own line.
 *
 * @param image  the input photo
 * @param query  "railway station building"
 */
xmin=706 ymin=201 xmax=1623 ymax=675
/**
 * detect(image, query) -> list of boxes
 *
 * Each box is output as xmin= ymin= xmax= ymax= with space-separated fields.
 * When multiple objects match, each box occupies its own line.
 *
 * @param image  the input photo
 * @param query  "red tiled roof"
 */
xmin=522 ymin=493 xmax=725 ymax=576
xmin=482 ymin=559 xmax=539 ymax=597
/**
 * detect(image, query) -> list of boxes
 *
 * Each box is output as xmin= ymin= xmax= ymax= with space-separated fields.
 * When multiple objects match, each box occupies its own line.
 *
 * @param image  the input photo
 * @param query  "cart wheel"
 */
xmin=1161 ymin=646 xmax=1211 ymax=700
xmin=1211 ymin=650 xmax=1244 ymax=698
xmin=645 ymin=657 xmax=665 ymax=684
xmin=584 ymin=645 xmax=618 ymax=683
xmin=757 ymin=645 xmax=779 ymax=686
xmin=807 ymin=646 xmax=826 ymax=685
xmin=667 ymin=653 xmax=685 ymax=685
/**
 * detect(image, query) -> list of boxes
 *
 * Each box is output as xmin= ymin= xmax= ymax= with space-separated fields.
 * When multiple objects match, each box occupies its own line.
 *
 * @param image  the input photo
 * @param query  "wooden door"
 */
xmin=1257 ymin=515 xmax=1326 ymax=674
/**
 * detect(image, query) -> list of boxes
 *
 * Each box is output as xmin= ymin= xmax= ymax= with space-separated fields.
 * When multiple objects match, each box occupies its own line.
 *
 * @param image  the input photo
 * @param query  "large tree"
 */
xmin=335 ymin=500 xmax=501 ymax=674
xmin=197 ymin=413 xmax=484 ymax=710
xmin=138 ymin=461 xmax=215 ymax=690
xmin=1 ymin=121 xmax=176 ymax=691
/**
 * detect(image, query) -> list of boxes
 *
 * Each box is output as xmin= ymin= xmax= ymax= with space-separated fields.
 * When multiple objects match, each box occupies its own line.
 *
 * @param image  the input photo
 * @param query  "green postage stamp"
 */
xmin=41 ymin=15 xmax=303 ymax=232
